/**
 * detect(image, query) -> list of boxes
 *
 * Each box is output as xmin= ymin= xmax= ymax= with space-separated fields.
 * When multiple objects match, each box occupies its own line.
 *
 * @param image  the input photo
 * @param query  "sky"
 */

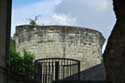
xmin=11 ymin=0 xmax=116 ymax=51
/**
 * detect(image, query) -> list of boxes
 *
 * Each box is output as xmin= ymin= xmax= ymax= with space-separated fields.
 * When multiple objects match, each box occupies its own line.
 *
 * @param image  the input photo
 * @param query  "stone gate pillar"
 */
xmin=103 ymin=0 xmax=125 ymax=83
xmin=0 ymin=0 xmax=12 ymax=83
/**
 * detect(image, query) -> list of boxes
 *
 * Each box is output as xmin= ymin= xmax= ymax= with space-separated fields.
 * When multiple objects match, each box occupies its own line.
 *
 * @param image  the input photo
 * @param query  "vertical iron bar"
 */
xmin=78 ymin=62 xmax=80 ymax=80
xmin=52 ymin=61 xmax=54 ymax=80
xmin=73 ymin=64 xmax=75 ymax=80
xmin=41 ymin=62 xmax=43 ymax=81
xmin=55 ymin=61 xmax=59 ymax=81
xmin=66 ymin=60 xmax=68 ymax=78
xmin=43 ymin=74 xmax=45 ymax=83
xmin=34 ymin=61 xmax=37 ymax=80
xmin=43 ymin=62 xmax=44 ymax=83
xmin=48 ymin=60 xmax=50 ymax=82
xmin=70 ymin=60 xmax=71 ymax=80
xmin=63 ymin=59 xmax=64 ymax=79
xmin=45 ymin=60 xmax=47 ymax=83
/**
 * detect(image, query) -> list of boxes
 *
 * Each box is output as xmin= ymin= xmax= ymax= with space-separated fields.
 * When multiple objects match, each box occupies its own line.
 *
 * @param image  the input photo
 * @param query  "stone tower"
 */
xmin=14 ymin=25 xmax=105 ymax=71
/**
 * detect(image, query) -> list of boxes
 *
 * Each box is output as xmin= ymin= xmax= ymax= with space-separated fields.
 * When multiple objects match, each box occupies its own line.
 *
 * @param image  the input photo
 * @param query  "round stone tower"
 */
xmin=14 ymin=25 xmax=105 ymax=70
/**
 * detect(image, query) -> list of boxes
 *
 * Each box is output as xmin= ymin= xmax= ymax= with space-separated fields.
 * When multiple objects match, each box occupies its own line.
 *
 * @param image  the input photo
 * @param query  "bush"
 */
xmin=23 ymin=50 xmax=34 ymax=76
xmin=10 ymin=39 xmax=35 ymax=78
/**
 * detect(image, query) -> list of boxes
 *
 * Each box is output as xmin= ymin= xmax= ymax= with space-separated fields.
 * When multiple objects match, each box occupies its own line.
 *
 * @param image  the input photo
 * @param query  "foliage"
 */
xmin=10 ymin=39 xmax=35 ymax=77
xmin=10 ymin=38 xmax=16 ymax=52
xmin=23 ymin=49 xmax=34 ymax=76
xmin=28 ymin=15 xmax=40 ymax=26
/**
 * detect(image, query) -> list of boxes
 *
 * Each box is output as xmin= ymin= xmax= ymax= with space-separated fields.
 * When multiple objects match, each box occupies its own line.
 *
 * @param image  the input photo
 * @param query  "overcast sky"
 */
xmin=12 ymin=0 xmax=116 ymax=51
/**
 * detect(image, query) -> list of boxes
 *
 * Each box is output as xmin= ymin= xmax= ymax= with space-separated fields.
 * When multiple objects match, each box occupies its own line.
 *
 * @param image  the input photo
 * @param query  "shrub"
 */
xmin=10 ymin=39 xmax=35 ymax=78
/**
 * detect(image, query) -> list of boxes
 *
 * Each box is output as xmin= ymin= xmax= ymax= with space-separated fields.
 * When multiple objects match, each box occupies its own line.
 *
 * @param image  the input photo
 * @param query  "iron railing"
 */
xmin=34 ymin=58 xmax=80 ymax=83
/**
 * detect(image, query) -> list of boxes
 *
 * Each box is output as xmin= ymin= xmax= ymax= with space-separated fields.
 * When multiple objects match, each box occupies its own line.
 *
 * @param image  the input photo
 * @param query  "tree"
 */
xmin=103 ymin=0 xmax=125 ymax=82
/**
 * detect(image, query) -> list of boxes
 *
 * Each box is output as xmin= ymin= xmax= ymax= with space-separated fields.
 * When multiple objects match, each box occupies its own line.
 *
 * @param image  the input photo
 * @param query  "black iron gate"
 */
xmin=34 ymin=58 xmax=80 ymax=83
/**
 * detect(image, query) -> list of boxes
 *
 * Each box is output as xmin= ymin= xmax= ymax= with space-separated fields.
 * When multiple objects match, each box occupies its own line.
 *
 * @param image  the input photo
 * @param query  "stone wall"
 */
xmin=0 ymin=0 xmax=12 ymax=83
xmin=14 ymin=25 xmax=105 ymax=71
xmin=103 ymin=0 xmax=125 ymax=82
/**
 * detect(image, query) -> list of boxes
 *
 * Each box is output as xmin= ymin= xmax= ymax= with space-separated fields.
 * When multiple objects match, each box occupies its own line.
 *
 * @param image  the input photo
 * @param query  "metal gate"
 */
xmin=34 ymin=58 xmax=80 ymax=83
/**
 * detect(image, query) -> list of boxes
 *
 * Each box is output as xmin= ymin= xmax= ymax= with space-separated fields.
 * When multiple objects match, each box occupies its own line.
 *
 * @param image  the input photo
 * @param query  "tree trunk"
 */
xmin=103 ymin=0 xmax=125 ymax=83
